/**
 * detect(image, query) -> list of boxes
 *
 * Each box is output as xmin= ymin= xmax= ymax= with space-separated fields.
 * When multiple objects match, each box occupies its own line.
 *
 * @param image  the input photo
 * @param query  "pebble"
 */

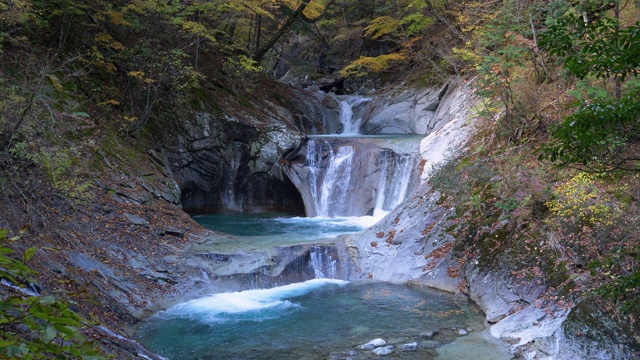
xmin=420 ymin=330 xmax=438 ymax=339
xmin=402 ymin=342 xmax=418 ymax=351
xmin=360 ymin=338 xmax=386 ymax=350
xmin=372 ymin=345 xmax=394 ymax=356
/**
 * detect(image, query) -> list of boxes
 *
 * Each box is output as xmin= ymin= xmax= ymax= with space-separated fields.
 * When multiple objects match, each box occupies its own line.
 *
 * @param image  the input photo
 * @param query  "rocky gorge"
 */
xmin=2 ymin=76 xmax=637 ymax=359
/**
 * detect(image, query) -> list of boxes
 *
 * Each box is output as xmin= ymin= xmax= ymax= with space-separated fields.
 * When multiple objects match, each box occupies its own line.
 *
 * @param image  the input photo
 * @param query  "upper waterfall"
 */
xmin=338 ymin=96 xmax=370 ymax=135
xmin=281 ymin=86 xmax=457 ymax=219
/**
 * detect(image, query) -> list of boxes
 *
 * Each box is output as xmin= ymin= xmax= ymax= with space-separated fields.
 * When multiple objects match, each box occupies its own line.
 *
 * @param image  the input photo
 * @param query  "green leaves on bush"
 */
xmin=0 ymin=229 xmax=106 ymax=359
xmin=539 ymin=85 xmax=640 ymax=172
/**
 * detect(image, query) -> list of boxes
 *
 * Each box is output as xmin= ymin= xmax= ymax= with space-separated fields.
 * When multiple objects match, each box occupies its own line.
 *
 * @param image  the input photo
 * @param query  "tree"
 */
xmin=252 ymin=0 xmax=337 ymax=63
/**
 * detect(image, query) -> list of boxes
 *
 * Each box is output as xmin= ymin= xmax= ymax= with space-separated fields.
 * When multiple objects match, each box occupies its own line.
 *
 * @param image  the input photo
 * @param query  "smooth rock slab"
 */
xmin=124 ymin=213 xmax=148 ymax=226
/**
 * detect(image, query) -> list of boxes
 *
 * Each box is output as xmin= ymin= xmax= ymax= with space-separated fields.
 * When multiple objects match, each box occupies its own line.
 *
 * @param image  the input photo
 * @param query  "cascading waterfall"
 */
xmin=373 ymin=152 xmax=414 ymax=217
xmin=306 ymin=139 xmax=355 ymax=217
xmin=339 ymin=96 xmax=370 ymax=135
xmin=300 ymin=137 xmax=417 ymax=218
xmin=134 ymin=90 xmax=512 ymax=360
xmin=309 ymin=245 xmax=337 ymax=279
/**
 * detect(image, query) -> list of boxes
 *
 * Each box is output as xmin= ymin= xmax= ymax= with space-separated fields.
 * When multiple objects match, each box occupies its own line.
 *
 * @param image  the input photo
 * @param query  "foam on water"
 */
xmin=159 ymin=279 xmax=349 ymax=323
xmin=275 ymin=214 xmax=385 ymax=230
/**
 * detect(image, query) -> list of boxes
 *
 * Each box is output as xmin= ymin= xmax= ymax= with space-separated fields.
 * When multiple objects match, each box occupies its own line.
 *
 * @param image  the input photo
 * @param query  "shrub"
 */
xmin=0 ymin=229 xmax=106 ymax=359
xmin=546 ymin=172 xmax=618 ymax=228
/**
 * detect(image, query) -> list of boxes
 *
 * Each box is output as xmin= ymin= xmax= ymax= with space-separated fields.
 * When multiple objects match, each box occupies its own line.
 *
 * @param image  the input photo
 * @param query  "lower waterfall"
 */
xmin=309 ymin=245 xmax=337 ymax=279
xmin=373 ymin=151 xmax=414 ymax=217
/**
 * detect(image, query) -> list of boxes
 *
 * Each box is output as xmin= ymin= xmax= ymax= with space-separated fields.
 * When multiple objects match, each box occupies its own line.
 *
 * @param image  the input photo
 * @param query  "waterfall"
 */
xmin=373 ymin=153 xmax=414 ymax=217
xmin=306 ymin=139 xmax=355 ymax=217
xmin=339 ymin=96 xmax=370 ymax=135
xmin=295 ymin=137 xmax=419 ymax=218
xmin=310 ymin=246 xmax=337 ymax=279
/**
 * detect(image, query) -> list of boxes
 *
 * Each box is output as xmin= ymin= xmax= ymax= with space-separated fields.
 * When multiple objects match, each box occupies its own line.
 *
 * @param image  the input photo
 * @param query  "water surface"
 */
xmin=192 ymin=212 xmax=381 ymax=250
xmin=134 ymin=280 xmax=488 ymax=360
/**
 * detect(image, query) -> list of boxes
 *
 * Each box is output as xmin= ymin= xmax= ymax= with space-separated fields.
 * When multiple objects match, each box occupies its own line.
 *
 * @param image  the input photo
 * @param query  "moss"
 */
xmin=563 ymin=300 xmax=640 ymax=355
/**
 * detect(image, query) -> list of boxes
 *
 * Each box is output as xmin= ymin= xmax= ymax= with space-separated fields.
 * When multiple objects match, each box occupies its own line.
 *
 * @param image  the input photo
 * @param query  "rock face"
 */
xmin=357 ymin=84 xmax=453 ymax=135
xmin=337 ymin=81 xmax=635 ymax=359
xmin=341 ymin=182 xmax=581 ymax=359
xmin=180 ymin=240 xmax=347 ymax=293
xmin=167 ymin=85 xmax=338 ymax=214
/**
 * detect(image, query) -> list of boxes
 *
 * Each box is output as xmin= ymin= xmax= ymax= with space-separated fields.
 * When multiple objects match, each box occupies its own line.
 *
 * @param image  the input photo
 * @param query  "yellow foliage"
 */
xmin=94 ymin=33 xmax=125 ymax=51
xmin=127 ymin=71 xmax=156 ymax=84
xmin=546 ymin=173 xmax=618 ymax=227
xmin=340 ymin=53 xmax=407 ymax=78
xmin=105 ymin=11 xmax=132 ymax=27
xmin=182 ymin=21 xmax=218 ymax=43
xmin=46 ymin=75 xmax=63 ymax=91
xmin=99 ymin=99 xmax=121 ymax=106
xmin=280 ymin=0 xmax=323 ymax=19
xmin=451 ymin=45 xmax=481 ymax=67
xmin=127 ymin=71 xmax=146 ymax=79
xmin=364 ymin=16 xmax=401 ymax=39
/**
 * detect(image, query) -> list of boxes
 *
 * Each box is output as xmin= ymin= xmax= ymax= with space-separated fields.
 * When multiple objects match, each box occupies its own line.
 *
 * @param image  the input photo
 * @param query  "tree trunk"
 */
xmin=252 ymin=0 xmax=312 ymax=63
xmin=252 ymin=0 xmax=336 ymax=63
xmin=424 ymin=0 xmax=465 ymax=41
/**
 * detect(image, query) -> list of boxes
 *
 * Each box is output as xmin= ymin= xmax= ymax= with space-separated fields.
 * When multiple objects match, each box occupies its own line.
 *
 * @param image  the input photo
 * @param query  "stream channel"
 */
xmin=132 ymin=96 xmax=512 ymax=359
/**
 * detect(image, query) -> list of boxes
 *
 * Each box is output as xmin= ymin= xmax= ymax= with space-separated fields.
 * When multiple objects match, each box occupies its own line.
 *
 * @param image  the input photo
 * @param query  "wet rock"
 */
xmin=458 ymin=329 xmax=468 ymax=336
xmin=368 ymin=338 xmax=386 ymax=347
xmin=322 ymin=95 xmax=339 ymax=109
xmin=402 ymin=342 xmax=418 ymax=351
xmin=372 ymin=345 xmax=394 ymax=356
xmin=420 ymin=330 xmax=438 ymax=339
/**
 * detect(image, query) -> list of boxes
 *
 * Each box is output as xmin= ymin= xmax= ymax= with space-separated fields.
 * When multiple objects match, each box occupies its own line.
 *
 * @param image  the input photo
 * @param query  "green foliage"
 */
xmin=8 ymin=143 xmax=94 ymax=202
xmin=471 ymin=0 xmax=543 ymax=143
xmin=540 ymin=7 xmax=640 ymax=171
xmin=0 ymin=230 xmax=106 ymax=359
xmin=540 ymin=85 xmax=640 ymax=172
xmin=589 ymin=244 xmax=640 ymax=313
xmin=400 ymin=13 xmax=433 ymax=37
xmin=542 ymin=15 xmax=640 ymax=82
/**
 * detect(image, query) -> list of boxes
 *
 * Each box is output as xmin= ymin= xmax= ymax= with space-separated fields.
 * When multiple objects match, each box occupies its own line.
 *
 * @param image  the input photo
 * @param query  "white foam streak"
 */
xmin=277 ymin=215 xmax=385 ymax=229
xmin=163 ymin=279 xmax=348 ymax=321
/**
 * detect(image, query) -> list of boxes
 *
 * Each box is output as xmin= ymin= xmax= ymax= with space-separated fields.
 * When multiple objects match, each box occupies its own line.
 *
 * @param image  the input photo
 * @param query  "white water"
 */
xmin=373 ymin=153 xmax=414 ymax=217
xmin=159 ymin=279 xmax=348 ymax=323
xmin=310 ymin=246 xmax=337 ymax=279
xmin=305 ymin=137 xmax=416 ymax=219
xmin=339 ymin=96 xmax=370 ymax=135
xmin=306 ymin=139 xmax=356 ymax=217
